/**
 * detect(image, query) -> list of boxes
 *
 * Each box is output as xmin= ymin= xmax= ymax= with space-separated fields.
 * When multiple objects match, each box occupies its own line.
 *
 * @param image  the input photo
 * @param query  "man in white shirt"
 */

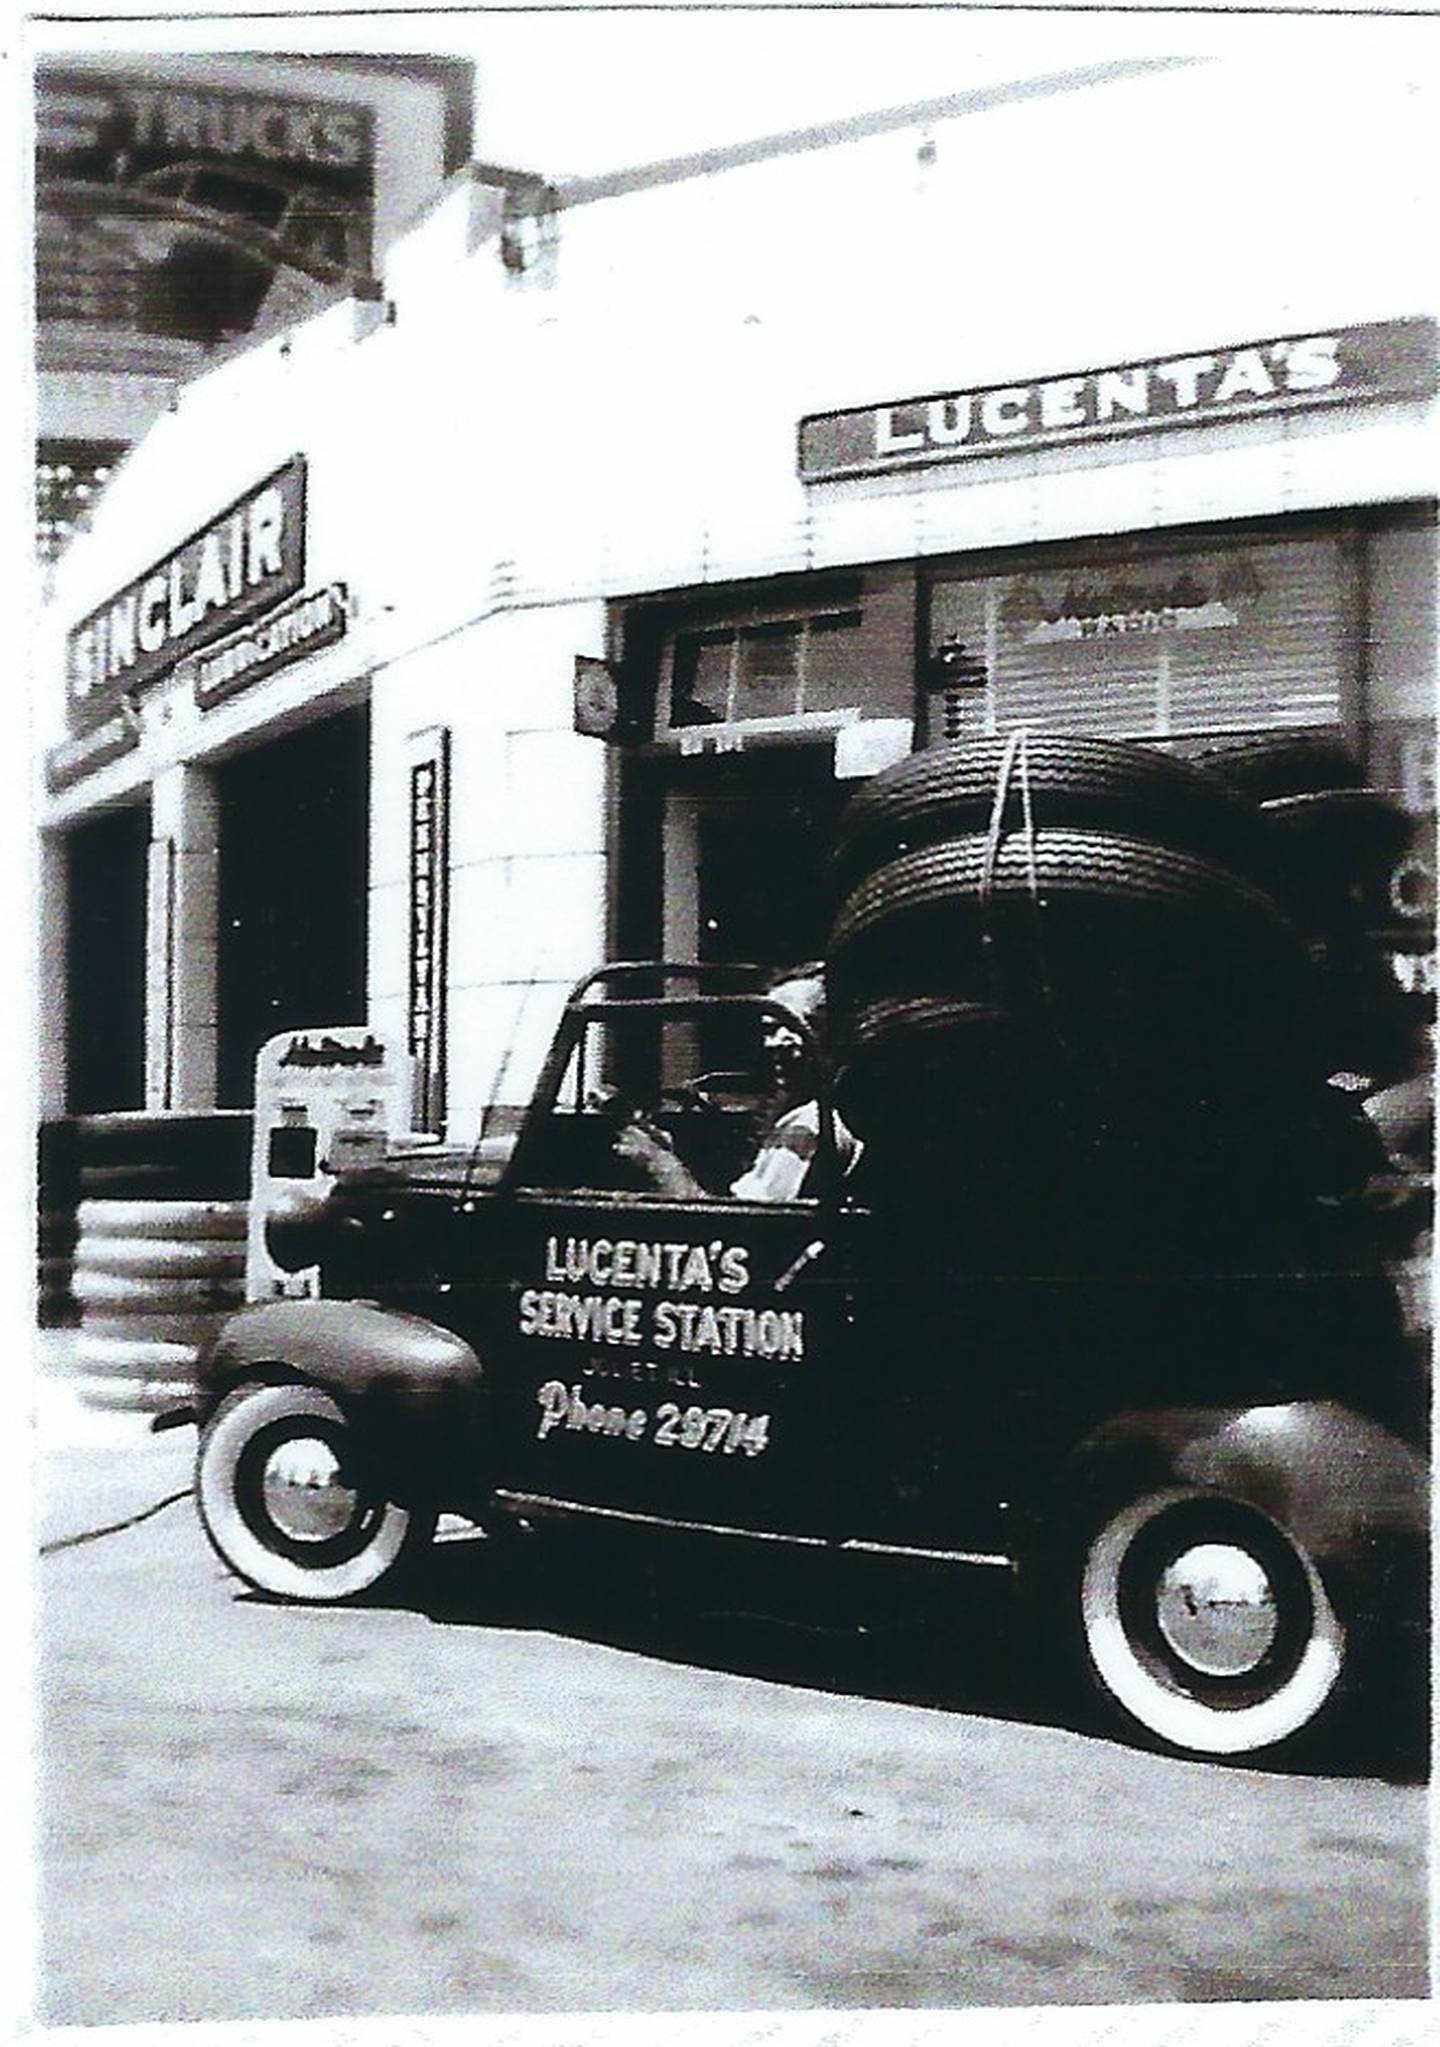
xmin=614 ymin=968 xmax=860 ymax=1202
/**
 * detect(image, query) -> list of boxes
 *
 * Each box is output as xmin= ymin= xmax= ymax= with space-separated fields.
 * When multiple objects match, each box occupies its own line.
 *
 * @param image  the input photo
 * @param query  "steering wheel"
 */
xmin=662 ymin=1082 xmax=724 ymax=1118
xmin=662 ymin=1070 xmax=756 ymax=1117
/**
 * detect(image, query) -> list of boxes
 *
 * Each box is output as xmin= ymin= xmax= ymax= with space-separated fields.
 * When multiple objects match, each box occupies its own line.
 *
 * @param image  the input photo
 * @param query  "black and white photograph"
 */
xmin=15 ymin=3 xmax=1437 ymax=2040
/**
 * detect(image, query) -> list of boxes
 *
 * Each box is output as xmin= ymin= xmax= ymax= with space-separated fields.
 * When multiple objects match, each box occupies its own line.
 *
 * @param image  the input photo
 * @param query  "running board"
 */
xmin=490 ymin=1490 xmax=1013 ymax=1570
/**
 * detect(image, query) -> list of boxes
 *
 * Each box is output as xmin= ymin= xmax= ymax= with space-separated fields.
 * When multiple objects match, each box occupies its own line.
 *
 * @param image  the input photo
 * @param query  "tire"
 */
xmin=1387 ymin=848 xmax=1436 ymax=929
xmin=832 ymin=830 xmax=1287 ymax=952
xmin=1261 ymin=787 xmax=1410 ymax=838
xmin=74 ymin=1235 xmax=245 ymax=1281
xmin=71 ymin=1114 xmax=253 ymax=1200
xmin=1169 ymin=731 xmax=1363 ymax=801
xmin=833 ymin=735 xmax=1266 ymax=897
xmin=58 ymin=1324 xmax=202 ymax=1412
xmin=196 ymin=1382 xmax=437 ymax=1604
xmin=1261 ymin=792 xmax=1415 ymax=935
xmin=73 ymin=1111 xmax=252 ymax=1165
xmin=71 ymin=1201 xmax=248 ymax=1412
xmin=833 ymin=997 xmax=1016 ymax=1141
xmin=76 ymin=1330 xmax=207 ymax=1376
xmin=72 ymin=1267 xmax=242 ymax=1313
xmin=78 ymin=1309 xmax=229 ymax=1349
xmin=1308 ymin=932 xmax=1425 ymax=1083
xmin=75 ymin=1198 xmax=248 ymax=1241
xmin=1079 ymin=1485 xmax=1348 ymax=1759
xmin=77 ymin=1161 xmax=250 ymax=1200
xmin=75 ymin=1371 xmax=196 ymax=1415
xmin=836 ymin=992 xmax=1010 ymax=1054
xmin=827 ymin=833 xmax=1314 ymax=1115
xmin=828 ymin=832 xmax=1298 ymax=1021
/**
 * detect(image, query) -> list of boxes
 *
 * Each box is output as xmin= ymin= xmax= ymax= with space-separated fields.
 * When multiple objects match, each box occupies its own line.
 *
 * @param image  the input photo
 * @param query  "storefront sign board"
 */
xmin=42 ymin=702 xmax=142 ymax=791
xmin=182 ymin=582 xmax=347 ymax=707
xmin=65 ymin=455 xmax=307 ymax=730
xmin=36 ymin=70 xmax=375 ymax=363
xmin=798 ymin=317 xmax=1438 ymax=481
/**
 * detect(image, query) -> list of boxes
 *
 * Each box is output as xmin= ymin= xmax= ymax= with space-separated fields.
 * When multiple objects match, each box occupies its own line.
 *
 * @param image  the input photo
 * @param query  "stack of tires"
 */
xmin=1174 ymin=734 xmax=1431 ymax=1373
xmin=66 ymin=1112 xmax=252 ymax=1415
xmin=38 ymin=1119 xmax=81 ymax=1327
xmin=826 ymin=733 xmax=1328 ymax=1275
xmin=1172 ymin=732 xmax=1420 ymax=1086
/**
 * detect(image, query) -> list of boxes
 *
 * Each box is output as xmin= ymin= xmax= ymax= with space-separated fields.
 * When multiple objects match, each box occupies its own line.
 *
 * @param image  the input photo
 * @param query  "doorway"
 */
xmin=215 ymin=704 xmax=370 ymax=1107
xmin=64 ymin=800 xmax=150 ymax=1113
xmin=649 ymin=747 xmax=850 ymax=1079
xmin=660 ymin=748 xmax=849 ymax=971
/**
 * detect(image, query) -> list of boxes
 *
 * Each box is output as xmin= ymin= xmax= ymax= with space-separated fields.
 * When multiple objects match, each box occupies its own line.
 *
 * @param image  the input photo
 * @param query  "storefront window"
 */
xmin=1363 ymin=508 xmax=1436 ymax=816
xmin=802 ymin=608 xmax=868 ymax=715
xmin=926 ymin=528 xmax=1358 ymax=744
xmin=670 ymin=608 xmax=861 ymax=727
xmin=673 ymin=630 xmax=732 ymax=724
xmin=738 ymin=621 xmax=802 ymax=718
xmin=661 ymin=572 xmax=910 ymax=733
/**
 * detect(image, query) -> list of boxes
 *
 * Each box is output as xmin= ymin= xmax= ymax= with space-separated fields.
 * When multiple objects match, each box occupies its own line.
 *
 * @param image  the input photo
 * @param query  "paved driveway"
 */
xmin=28 ymin=1375 xmax=1429 ymax=2030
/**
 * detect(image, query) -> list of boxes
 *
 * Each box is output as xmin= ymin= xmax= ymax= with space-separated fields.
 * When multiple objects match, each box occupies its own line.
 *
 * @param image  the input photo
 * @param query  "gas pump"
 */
xmin=247 ymin=1026 xmax=415 ymax=1301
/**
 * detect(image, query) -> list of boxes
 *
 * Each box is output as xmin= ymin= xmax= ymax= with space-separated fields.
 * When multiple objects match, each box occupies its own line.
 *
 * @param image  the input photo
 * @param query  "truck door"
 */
xmin=483 ymin=987 xmax=856 ymax=1540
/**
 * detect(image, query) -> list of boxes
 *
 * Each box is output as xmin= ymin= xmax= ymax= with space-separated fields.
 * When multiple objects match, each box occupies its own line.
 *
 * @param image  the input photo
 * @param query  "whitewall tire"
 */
xmin=197 ymin=1382 xmax=436 ymax=1604
xmin=1080 ymin=1486 xmax=1347 ymax=1759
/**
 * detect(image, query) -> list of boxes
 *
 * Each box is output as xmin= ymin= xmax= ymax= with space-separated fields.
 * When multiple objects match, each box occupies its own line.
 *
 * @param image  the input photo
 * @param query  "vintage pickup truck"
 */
xmin=177 ymin=963 xmax=1427 ymax=1765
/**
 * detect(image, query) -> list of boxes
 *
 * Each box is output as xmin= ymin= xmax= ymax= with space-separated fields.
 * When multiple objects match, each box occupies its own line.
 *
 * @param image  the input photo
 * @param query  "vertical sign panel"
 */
xmin=406 ymin=727 xmax=450 ymax=1133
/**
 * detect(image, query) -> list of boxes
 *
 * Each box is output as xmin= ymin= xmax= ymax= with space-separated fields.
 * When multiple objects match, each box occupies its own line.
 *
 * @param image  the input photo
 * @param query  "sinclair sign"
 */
xmin=798 ymin=317 xmax=1438 ymax=481
xmin=65 ymin=457 xmax=306 ymax=729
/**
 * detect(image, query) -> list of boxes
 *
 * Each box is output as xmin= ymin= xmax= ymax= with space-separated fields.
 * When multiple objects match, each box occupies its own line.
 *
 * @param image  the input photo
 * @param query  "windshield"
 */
xmin=484 ymin=968 xmax=842 ymax=1205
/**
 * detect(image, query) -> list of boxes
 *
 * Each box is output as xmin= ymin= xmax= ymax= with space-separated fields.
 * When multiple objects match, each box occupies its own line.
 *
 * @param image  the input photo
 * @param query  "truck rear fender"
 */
xmin=1058 ymin=1400 xmax=1428 ymax=1609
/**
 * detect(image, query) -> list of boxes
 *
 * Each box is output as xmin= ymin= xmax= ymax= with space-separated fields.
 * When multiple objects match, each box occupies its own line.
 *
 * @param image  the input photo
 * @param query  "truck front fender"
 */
xmin=196 ymin=1300 xmax=488 ymax=1514
xmin=201 ymin=1298 xmax=483 ymax=1408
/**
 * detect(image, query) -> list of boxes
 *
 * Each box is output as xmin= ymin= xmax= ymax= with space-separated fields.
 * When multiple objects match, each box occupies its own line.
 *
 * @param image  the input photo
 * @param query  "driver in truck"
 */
xmin=612 ymin=966 xmax=861 ymax=1202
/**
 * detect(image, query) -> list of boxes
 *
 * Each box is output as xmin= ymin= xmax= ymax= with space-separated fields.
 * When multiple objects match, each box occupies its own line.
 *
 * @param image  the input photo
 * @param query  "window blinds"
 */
xmin=929 ymin=530 xmax=1353 ymax=745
